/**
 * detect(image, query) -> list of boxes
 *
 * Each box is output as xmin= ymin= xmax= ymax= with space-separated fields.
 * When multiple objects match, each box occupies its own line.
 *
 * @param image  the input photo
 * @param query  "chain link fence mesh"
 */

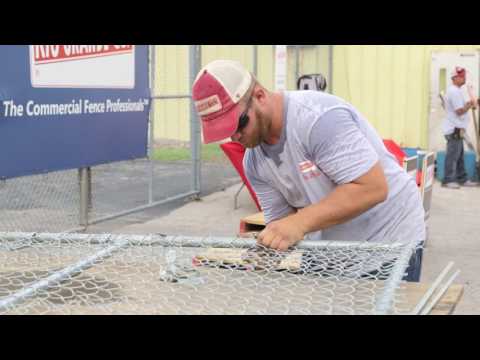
xmin=0 ymin=232 xmax=415 ymax=315
xmin=0 ymin=171 xmax=80 ymax=232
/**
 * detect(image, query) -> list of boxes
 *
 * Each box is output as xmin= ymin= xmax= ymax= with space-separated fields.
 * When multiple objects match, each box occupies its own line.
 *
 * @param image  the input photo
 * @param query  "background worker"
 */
xmin=442 ymin=66 xmax=479 ymax=188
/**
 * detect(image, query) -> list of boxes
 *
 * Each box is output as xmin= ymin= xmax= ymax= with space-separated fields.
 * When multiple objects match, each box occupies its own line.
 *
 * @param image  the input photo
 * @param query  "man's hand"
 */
xmin=468 ymin=100 xmax=477 ymax=110
xmin=257 ymin=214 xmax=306 ymax=252
xmin=456 ymin=100 xmax=476 ymax=116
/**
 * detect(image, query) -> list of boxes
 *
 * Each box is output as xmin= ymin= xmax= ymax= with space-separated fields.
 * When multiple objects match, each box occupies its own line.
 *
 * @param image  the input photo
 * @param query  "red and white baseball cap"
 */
xmin=451 ymin=66 xmax=466 ymax=78
xmin=192 ymin=60 xmax=252 ymax=144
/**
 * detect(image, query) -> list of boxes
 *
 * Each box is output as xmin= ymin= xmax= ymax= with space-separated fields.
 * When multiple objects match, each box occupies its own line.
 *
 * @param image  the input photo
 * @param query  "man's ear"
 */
xmin=253 ymin=86 xmax=267 ymax=104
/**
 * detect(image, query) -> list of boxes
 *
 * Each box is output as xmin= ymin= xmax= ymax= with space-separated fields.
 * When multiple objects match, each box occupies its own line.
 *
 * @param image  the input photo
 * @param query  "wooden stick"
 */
xmin=467 ymin=85 xmax=480 ymax=158
xmin=193 ymin=248 xmax=303 ymax=271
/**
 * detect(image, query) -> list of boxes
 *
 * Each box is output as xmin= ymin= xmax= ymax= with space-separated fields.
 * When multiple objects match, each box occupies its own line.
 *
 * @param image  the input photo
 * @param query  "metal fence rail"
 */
xmin=0 ymin=232 xmax=415 ymax=315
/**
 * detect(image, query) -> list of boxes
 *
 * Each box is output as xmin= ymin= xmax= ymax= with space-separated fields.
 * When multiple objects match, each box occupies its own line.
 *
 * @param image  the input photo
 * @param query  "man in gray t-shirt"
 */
xmin=192 ymin=60 xmax=426 ymax=281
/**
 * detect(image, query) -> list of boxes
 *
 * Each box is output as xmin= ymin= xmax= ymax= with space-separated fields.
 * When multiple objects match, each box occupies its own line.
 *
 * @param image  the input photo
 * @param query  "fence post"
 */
xmin=328 ymin=45 xmax=334 ymax=94
xmin=295 ymin=45 xmax=300 ymax=86
xmin=148 ymin=45 xmax=156 ymax=204
xmin=79 ymin=167 xmax=89 ymax=227
xmin=189 ymin=45 xmax=202 ymax=198
xmin=87 ymin=167 xmax=92 ymax=211
xmin=253 ymin=45 xmax=258 ymax=77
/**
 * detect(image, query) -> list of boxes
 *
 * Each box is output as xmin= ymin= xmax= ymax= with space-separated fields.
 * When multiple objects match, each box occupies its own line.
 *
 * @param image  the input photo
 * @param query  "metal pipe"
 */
xmin=84 ymin=190 xmax=199 ymax=226
xmin=189 ymin=45 xmax=202 ymax=196
xmin=420 ymin=269 xmax=461 ymax=315
xmin=412 ymin=261 xmax=454 ymax=315
xmin=78 ymin=168 xmax=89 ymax=227
xmin=374 ymin=241 xmax=418 ymax=314
xmin=298 ymin=240 xmax=406 ymax=250
xmin=151 ymin=95 xmax=191 ymax=100
xmin=234 ymin=183 xmax=245 ymax=210
xmin=328 ymin=45 xmax=333 ymax=94
xmin=0 ymin=236 xmax=126 ymax=312
xmin=148 ymin=45 xmax=156 ymax=205
xmin=0 ymin=231 xmax=409 ymax=251
xmin=295 ymin=45 xmax=300 ymax=85
xmin=87 ymin=167 xmax=92 ymax=211
xmin=0 ymin=232 xmax=125 ymax=245
xmin=253 ymin=45 xmax=258 ymax=77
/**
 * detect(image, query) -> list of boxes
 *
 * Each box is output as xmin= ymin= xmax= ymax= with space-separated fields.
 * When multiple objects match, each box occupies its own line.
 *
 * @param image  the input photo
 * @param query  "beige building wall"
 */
xmin=333 ymin=45 xmax=480 ymax=148
xmin=152 ymin=45 xmax=480 ymax=148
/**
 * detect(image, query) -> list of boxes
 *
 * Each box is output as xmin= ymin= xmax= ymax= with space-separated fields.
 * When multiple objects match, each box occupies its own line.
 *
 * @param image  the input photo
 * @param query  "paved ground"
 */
xmin=420 ymin=182 xmax=480 ymax=314
xmin=87 ymin=181 xmax=257 ymax=236
xmin=86 ymin=179 xmax=480 ymax=315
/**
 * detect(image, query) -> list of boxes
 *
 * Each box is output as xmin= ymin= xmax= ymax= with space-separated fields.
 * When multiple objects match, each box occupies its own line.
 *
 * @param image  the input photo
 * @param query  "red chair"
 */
xmin=219 ymin=141 xmax=262 ymax=211
xmin=382 ymin=139 xmax=406 ymax=166
xmin=383 ymin=139 xmax=421 ymax=186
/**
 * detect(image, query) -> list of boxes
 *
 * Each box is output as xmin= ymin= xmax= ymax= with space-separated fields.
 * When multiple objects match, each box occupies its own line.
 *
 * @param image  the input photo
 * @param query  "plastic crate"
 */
xmin=435 ymin=150 xmax=477 ymax=181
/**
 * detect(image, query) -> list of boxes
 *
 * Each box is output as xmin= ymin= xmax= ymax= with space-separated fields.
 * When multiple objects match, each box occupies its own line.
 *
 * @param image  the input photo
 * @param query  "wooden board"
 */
xmin=241 ymin=212 xmax=265 ymax=225
xmin=239 ymin=212 xmax=266 ymax=234
xmin=193 ymin=247 xmax=303 ymax=271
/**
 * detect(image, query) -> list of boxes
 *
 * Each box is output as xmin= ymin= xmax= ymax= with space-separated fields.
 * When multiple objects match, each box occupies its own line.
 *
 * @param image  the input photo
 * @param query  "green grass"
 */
xmin=152 ymin=144 xmax=226 ymax=163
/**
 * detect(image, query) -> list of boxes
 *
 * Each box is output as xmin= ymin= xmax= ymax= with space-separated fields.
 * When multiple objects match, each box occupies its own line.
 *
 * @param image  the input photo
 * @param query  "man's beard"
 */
xmin=244 ymin=109 xmax=270 ymax=148
xmin=243 ymin=133 xmax=262 ymax=148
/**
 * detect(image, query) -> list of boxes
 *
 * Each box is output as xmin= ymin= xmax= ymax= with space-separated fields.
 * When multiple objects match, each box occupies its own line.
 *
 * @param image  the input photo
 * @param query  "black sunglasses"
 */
xmin=236 ymin=94 xmax=253 ymax=133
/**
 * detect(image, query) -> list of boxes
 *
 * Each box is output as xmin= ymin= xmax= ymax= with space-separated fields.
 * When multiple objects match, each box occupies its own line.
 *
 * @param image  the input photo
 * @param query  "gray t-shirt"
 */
xmin=443 ymin=84 xmax=468 ymax=135
xmin=244 ymin=91 xmax=425 ymax=244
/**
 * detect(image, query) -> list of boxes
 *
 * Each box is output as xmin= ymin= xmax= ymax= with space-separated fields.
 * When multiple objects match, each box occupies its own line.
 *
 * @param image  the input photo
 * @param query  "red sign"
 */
xmin=33 ymin=45 xmax=133 ymax=65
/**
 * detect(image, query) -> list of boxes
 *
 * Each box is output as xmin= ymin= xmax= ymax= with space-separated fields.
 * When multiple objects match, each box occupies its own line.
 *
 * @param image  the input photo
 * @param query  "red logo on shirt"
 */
xmin=298 ymin=160 xmax=322 ymax=180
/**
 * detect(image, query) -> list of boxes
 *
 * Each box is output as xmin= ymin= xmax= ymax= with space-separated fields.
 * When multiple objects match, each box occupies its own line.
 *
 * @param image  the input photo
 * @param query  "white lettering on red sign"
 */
xmin=33 ymin=45 xmax=133 ymax=65
xmin=30 ymin=45 xmax=135 ymax=88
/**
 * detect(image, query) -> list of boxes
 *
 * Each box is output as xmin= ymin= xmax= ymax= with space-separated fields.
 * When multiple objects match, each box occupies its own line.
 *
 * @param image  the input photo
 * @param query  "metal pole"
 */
xmin=152 ymin=95 xmax=191 ymax=100
xmin=79 ymin=168 xmax=89 ymax=227
xmin=148 ymin=44 xmax=156 ymax=205
xmin=87 ymin=167 xmax=92 ymax=211
xmin=69 ymin=190 xmax=200 ymax=230
xmin=0 ymin=231 xmax=409 ymax=251
xmin=412 ymin=261 xmax=454 ymax=315
xmin=375 ymin=241 xmax=417 ymax=314
xmin=295 ymin=45 xmax=300 ymax=86
xmin=420 ymin=270 xmax=461 ymax=315
xmin=189 ymin=45 xmax=201 ymax=198
xmin=253 ymin=45 xmax=258 ymax=77
xmin=328 ymin=45 xmax=334 ymax=94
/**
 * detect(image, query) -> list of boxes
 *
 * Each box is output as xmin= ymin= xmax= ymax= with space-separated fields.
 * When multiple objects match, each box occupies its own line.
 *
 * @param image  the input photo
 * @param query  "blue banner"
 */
xmin=0 ymin=45 xmax=150 ymax=179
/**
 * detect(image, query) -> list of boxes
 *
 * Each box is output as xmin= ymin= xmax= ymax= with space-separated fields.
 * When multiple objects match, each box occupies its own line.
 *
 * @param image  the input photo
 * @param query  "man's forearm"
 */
xmin=292 ymin=182 xmax=387 ymax=235
xmin=256 ymin=162 xmax=388 ymax=251
xmin=456 ymin=102 xmax=473 ymax=116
